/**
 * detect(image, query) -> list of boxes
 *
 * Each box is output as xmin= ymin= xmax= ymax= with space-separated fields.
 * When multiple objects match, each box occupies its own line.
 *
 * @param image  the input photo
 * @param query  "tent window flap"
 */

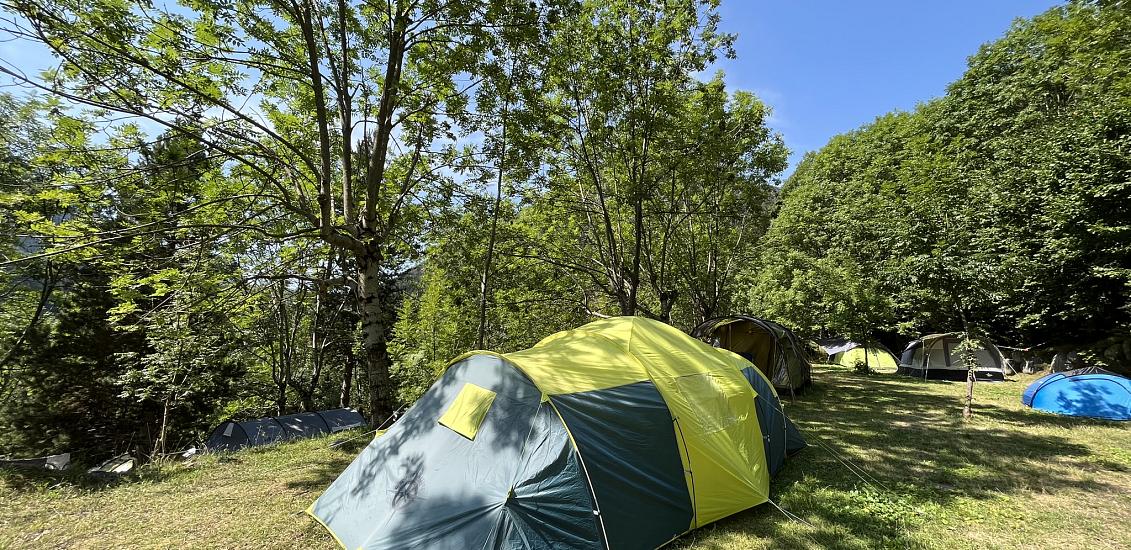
xmin=438 ymin=383 xmax=497 ymax=440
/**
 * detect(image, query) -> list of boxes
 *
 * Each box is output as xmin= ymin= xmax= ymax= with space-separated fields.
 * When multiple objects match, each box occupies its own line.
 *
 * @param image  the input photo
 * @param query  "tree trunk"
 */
xmin=339 ymin=353 xmax=354 ymax=408
xmin=947 ymin=287 xmax=976 ymax=421
xmin=657 ymin=290 xmax=677 ymax=324
xmin=276 ymin=383 xmax=287 ymax=417
xmin=626 ymin=200 xmax=644 ymax=316
xmin=358 ymin=250 xmax=395 ymax=422
xmin=963 ymin=365 xmax=975 ymax=420
xmin=153 ymin=397 xmax=171 ymax=458
xmin=298 ymin=389 xmax=315 ymax=412
xmin=477 ymin=87 xmax=509 ymax=349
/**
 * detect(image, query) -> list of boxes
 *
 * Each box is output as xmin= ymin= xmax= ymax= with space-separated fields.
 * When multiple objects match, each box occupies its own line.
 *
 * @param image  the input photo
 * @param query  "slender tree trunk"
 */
xmin=627 ymin=200 xmax=644 ymax=316
xmin=276 ymin=379 xmax=288 ymax=416
xmin=964 ymin=361 xmax=975 ymax=420
xmin=657 ymin=290 xmax=677 ymax=323
xmin=358 ymin=250 xmax=395 ymax=421
xmin=295 ymin=255 xmax=333 ymax=412
xmin=0 ymin=261 xmax=54 ymax=392
xmin=953 ymin=290 xmax=975 ymax=421
xmin=153 ymin=396 xmax=171 ymax=458
xmin=340 ymin=353 xmax=354 ymax=408
xmin=477 ymin=87 xmax=509 ymax=349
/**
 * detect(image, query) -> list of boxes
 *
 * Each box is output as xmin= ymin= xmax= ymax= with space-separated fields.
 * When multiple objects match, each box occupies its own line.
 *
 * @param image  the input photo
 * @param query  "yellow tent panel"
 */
xmin=437 ymin=382 xmax=497 ymax=440
xmin=834 ymin=346 xmax=899 ymax=372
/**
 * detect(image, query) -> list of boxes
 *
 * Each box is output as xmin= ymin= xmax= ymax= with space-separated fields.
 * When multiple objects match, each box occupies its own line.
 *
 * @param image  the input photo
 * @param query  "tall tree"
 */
xmin=750 ymin=0 xmax=1131 ymax=353
xmin=1 ymin=0 xmax=561 ymax=419
xmin=537 ymin=0 xmax=734 ymax=318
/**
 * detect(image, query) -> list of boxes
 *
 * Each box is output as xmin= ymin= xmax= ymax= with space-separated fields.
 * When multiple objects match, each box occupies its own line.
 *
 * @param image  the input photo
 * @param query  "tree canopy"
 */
xmin=0 ymin=0 xmax=1128 ymax=460
xmin=749 ymin=0 xmax=1131 ymax=350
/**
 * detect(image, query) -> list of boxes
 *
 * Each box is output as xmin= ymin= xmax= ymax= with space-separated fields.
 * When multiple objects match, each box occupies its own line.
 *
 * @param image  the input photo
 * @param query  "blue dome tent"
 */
xmin=1021 ymin=368 xmax=1131 ymax=421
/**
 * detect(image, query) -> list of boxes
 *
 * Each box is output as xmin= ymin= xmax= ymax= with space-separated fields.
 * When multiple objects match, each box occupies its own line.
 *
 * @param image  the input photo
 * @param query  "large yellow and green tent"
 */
xmin=309 ymin=317 xmax=805 ymax=549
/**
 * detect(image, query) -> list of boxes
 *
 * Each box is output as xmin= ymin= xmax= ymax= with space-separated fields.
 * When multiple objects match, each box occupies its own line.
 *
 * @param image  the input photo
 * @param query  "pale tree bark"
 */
xmin=339 ymin=353 xmax=354 ymax=408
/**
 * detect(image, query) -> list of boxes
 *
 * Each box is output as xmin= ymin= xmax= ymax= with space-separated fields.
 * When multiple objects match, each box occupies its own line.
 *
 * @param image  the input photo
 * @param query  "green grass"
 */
xmin=3 ymin=366 xmax=1129 ymax=549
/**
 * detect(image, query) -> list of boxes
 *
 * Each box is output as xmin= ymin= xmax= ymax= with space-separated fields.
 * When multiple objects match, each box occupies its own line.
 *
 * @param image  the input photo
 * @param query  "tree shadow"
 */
xmin=0 ymin=465 xmax=130 ymax=493
xmin=305 ymin=354 xmax=547 ymax=546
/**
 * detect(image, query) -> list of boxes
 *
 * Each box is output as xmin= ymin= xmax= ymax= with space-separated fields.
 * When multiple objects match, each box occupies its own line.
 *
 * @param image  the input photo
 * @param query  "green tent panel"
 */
xmin=818 ymin=339 xmax=900 ymax=372
xmin=309 ymin=317 xmax=805 ymax=549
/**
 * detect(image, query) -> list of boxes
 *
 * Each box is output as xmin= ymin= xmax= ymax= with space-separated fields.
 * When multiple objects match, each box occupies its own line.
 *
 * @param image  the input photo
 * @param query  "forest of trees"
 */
xmin=0 ymin=0 xmax=1127 ymax=462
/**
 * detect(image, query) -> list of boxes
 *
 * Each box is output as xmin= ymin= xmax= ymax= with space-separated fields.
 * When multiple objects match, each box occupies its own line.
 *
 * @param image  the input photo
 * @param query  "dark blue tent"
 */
xmin=1021 ymin=368 xmax=1131 ymax=421
xmin=206 ymin=408 xmax=367 ymax=452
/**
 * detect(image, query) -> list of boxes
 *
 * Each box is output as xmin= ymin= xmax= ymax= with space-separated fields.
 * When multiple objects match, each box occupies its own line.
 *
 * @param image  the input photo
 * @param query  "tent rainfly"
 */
xmin=308 ymin=317 xmax=805 ymax=550
xmin=819 ymin=339 xmax=899 ymax=372
xmin=1022 ymin=367 xmax=1131 ymax=421
xmin=897 ymin=333 xmax=1007 ymax=381
xmin=206 ymin=408 xmax=366 ymax=452
xmin=691 ymin=316 xmax=812 ymax=394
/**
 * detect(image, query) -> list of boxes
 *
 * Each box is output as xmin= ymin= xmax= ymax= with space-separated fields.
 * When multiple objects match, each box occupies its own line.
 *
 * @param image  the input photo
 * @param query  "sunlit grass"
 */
xmin=2 ymin=367 xmax=1128 ymax=549
xmin=674 ymin=365 xmax=1131 ymax=549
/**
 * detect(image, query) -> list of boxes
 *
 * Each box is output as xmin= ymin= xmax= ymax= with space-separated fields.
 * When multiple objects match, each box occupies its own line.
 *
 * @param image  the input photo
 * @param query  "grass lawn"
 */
xmin=2 ymin=365 xmax=1129 ymax=549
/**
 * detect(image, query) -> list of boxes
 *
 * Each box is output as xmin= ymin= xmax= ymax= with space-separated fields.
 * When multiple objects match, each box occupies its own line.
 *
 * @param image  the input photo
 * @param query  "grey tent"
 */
xmin=897 ymin=333 xmax=1007 ymax=381
xmin=206 ymin=408 xmax=366 ymax=452
xmin=691 ymin=316 xmax=813 ymax=394
xmin=318 ymin=408 xmax=370 ymax=432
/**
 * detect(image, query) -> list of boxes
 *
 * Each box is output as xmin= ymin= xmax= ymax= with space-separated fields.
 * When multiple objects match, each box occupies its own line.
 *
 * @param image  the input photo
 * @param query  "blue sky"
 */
xmin=710 ymin=0 xmax=1063 ymax=176
xmin=2 ymin=1 xmax=1063 ymax=177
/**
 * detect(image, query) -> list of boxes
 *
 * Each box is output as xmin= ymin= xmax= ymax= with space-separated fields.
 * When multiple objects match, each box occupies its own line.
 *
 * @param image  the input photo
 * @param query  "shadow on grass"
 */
xmin=671 ymin=367 xmax=1124 ymax=549
xmin=284 ymin=437 xmax=369 ymax=494
xmin=0 ymin=465 xmax=130 ymax=492
xmin=0 ymin=429 xmax=379 ymax=495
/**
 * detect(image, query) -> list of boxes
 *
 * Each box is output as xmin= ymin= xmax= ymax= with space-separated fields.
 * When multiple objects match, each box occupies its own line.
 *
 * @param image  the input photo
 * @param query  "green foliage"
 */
xmin=386 ymin=2 xmax=788 ymax=389
xmin=390 ymin=265 xmax=469 ymax=403
xmin=749 ymin=1 xmax=1131 ymax=348
xmin=3 ymin=0 xmax=1130 ymax=459
xmin=851 ymin=359 xmax=872 ymax=375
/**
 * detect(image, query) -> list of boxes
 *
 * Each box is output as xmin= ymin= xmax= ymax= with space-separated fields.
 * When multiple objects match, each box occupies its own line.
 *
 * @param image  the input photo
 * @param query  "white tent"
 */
xmin=897 ymin=333 xmax=1007 ymax=381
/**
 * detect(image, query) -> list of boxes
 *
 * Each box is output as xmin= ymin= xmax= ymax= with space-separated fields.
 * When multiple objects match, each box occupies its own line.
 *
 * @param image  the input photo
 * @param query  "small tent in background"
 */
xmin=206 ymin=408 xmax=365 ymax=452
xmin=692 ymin=316 xmax=812 ymax=394
xmin=897 ymin=333 xmax=1007 ymax=381
xmin=88 ymin=454 xmax=135 ymax=478
xmin=1022 ymin=367 xmax=1131 ymax=420
xmin=309 ymin=317 xmax=804 ymax=550
xmin=819 ymin=339 xmax=899 ymax=373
